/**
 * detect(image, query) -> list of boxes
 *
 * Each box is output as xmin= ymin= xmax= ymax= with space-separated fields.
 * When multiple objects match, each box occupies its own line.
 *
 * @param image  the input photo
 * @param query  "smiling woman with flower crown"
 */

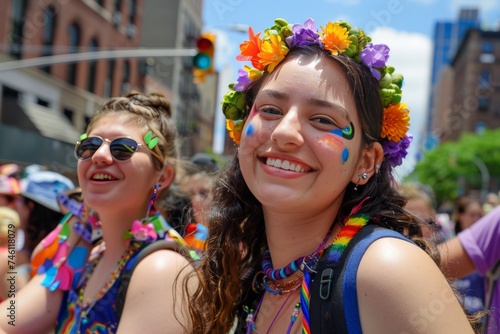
xmin=187 ymin=18 xmax=478 ymax=334
xmin=0 ymin=91 xmax=196 ymax=334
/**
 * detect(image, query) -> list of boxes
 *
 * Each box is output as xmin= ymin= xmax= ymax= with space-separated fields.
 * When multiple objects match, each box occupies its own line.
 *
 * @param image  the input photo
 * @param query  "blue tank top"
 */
xmin=55 ymin=244 xmax=143 ymax=334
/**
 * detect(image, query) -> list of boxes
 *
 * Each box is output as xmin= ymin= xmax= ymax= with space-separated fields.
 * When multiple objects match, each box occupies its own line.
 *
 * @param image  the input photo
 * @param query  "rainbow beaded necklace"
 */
xmin=300 ymin=214 xmax=369 ymax=333
xmin=246 ymin=214 xmax=369 ymax=333
xmin=75 ymin=242 xmax=141 ymax=327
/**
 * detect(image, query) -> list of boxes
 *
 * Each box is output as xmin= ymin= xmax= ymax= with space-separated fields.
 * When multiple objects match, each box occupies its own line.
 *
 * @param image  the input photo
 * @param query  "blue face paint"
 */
xmin=342 ymin=148 xmax=349 ymax=164
xmin=329 ymin=122 xmax=354 ymax=140
xmin=245 ymin=124 xmax=255 ymax=137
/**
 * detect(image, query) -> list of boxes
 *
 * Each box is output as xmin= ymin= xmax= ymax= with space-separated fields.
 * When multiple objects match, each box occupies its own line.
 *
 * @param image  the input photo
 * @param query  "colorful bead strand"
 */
xmin=262 ymin=249 xmax=304 ymax=280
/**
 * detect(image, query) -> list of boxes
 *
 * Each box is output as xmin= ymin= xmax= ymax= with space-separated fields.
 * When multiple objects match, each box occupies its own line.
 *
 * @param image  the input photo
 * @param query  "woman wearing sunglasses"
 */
xmin=0 ymin=91 xmax=194 ymax=333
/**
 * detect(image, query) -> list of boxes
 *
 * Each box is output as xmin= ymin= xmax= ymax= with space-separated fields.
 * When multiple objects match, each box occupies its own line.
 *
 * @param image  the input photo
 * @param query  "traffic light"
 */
xmin=193 ymin=32 xmax=215 ymax=83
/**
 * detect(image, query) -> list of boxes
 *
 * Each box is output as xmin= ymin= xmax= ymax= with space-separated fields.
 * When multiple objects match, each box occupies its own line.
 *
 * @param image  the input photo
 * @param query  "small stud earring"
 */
xmin=354 ymin=172 xmax=368 ymax=191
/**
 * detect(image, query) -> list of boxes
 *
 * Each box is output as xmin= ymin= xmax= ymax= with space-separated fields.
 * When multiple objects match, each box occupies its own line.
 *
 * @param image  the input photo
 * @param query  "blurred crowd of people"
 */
xmin=398 ymin=182 xmax=500 ymax=329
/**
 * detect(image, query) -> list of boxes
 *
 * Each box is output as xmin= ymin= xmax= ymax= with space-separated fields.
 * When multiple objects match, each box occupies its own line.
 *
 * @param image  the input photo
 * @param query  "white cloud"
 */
xmin=370 ymin=27 xmax=433 ymax=178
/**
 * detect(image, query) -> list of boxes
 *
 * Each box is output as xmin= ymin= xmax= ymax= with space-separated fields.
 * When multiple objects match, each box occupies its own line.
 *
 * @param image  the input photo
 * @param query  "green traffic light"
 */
xmin=193 ymin=53 xmax=211 ymax=70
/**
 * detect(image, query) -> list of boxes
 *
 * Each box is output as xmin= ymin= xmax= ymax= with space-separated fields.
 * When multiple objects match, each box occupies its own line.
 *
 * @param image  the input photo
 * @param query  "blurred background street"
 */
xmin=0 ymin=0 xmax=499 ymax=203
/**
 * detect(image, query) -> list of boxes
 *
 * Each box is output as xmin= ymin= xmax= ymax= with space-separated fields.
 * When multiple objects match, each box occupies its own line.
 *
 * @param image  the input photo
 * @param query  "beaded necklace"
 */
xmin=75 ymin=242 xmax=141 ymax=327
xmin=246 ymin=214 xmax=369 ymax=334
xmin=247 ymin=223 xmax=334 ymax=333
xmin=261 ymin=223 xmax=334 ymax=281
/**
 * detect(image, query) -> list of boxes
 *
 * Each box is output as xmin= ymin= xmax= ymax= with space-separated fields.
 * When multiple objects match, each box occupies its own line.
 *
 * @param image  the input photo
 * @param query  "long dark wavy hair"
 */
xmin=186 ymin=46 xmax=473 ymax=333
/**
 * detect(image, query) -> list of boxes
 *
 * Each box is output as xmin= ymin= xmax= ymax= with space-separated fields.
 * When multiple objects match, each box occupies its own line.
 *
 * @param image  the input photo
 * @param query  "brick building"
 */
xmin=431 ymin=28 xmax=500 ymax=142
xmin=0 ymin=0 xmax=212 ymax=170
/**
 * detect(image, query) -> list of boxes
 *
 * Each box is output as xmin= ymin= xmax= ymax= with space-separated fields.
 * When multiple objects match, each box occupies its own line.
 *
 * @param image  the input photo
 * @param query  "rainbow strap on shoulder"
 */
xmin=300 ymin=214 xmax=369 ymax=334
xmin=32 ymin=213 xmax=90 ymax=291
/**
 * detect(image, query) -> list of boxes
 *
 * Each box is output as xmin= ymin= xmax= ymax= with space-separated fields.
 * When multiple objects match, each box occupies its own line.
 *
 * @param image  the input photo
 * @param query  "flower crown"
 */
xmin=221 ymin=18 xmax=412 ymax=168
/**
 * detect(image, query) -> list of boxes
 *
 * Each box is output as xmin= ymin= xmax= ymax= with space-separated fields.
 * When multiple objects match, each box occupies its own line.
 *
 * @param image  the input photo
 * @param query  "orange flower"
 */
xmin=320 ymin=22 xmax=351 ymax=55
xmin=258 ymin=34 xmax=289 ymax=72
xmin=226 ymin=119 xmax=244 ymax=145
xmin=381 ymin=103 xmax=410 ymax=142
xmin=236 ymin=27 xmax=264 ymax=71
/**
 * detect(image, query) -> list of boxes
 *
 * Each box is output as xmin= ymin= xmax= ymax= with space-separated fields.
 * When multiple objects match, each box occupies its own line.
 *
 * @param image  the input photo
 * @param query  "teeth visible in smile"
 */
xmin=92 ymin=173 xmax=115 ymax=180
xmin=266 ymin=158 xmax=306 ymax=172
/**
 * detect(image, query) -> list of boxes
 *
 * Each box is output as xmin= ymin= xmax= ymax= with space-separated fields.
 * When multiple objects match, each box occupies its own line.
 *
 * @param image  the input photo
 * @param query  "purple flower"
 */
xmin=286 ymin=18 xmax=320 ymax=48
xmin=382 ymin=134 xmax=412 ymax=168
xmin=234 ymin=67 xmax=252 ymax=91
xmin=360 ymin=43 xmax=390 ymax=80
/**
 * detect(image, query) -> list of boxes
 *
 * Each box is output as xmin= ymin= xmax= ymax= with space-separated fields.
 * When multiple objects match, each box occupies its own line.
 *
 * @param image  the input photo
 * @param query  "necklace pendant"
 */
xmin=81 ymin=315 xmax=88 ymax=325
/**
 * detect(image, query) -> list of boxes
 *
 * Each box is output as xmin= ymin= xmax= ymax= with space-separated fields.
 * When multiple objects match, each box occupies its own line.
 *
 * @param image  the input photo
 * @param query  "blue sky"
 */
xmin=203 ymin=0 xmax=500 ymax=178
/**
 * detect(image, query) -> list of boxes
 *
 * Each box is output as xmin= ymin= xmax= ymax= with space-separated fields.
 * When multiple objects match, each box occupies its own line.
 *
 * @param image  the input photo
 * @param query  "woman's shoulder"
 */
xmin=356 ymin=237 xmax=473 ymax=333
xmin=125 ymin=245 xmax=193 ymax=294
xmin=358 ymin=236 xmax=436 ymax=279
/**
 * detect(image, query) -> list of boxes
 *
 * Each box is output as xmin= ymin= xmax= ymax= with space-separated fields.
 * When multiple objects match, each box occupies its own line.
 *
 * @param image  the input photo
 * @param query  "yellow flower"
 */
xmin=320 ymin=22 xmax=351 ymax=55
xmin=258 ymin=34 xmax=289 ymax=72
xmin=243 ymin=65 xmax=263 ymax=82
xmin=381 ymin=103 xmax=410 ymax=142
xmin=226 ymin=119 xmax=244 ymax=145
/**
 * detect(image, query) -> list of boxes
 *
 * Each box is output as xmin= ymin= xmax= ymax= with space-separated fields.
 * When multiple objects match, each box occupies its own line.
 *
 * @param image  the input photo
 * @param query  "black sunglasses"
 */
xmin=75 ymin=136 xmax=154 ymax=161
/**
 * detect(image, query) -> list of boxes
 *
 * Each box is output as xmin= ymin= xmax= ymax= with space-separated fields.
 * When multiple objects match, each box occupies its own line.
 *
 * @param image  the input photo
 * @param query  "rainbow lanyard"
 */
xmin=300 ymin=214 xmax=369 ymax=334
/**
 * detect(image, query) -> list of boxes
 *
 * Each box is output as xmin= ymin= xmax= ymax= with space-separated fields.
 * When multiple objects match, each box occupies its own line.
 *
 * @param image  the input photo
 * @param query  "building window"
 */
xmin=104 ymin=60 xmax=115 ymax=98
xmin=36 ymin=98 xmax=50 ymax=107
xmin=86 ymin=38 xmax=99 ymax=93
xmin=121 ymin=60 xmax=130 ymax=94
xmin=480 ymin=42 xmax=495 ymax=63
xmin=63 ymin=108 xmax=74 ymax=122
xmin=67 ymin=23 xmax=81 ymax=86
xmin=479 ymin=70 xmax=490 ymax=89
xmin=113 ymin=0 xmax=122 ymax=27
xmin=10 ymin=0 xmax=28 ymax=59
xmin=41 ymin=6 xmax=57 ymax=73
xmin=126 ymin=0 xmax=137 ymax=38
xmin=478 ymin=97 xmax=489 ymax=112
xmin=482 ymin=42 xmax=493 ymax=54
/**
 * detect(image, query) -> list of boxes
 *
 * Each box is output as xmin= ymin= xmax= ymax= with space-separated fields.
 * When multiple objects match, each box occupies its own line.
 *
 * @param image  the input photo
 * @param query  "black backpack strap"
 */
xmin=310 ymin=224 xmax=412 ymax=333
xmin=115 ymin=239 xmax=195 ymax=321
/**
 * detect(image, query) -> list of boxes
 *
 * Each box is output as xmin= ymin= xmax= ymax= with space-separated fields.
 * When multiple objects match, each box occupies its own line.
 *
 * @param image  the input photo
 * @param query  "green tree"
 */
xmin=407 ymin=129 xmax=500 ymax=205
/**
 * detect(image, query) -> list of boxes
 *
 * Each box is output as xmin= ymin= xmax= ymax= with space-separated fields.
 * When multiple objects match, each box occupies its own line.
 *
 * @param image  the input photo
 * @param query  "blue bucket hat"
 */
xmin=20 ymin=170 xmax=75 ymax=212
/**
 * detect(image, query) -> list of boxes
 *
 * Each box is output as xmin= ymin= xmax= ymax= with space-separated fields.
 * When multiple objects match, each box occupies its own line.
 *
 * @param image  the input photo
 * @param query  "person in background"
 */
xmin=440 ymin=206 xmax=500 ymax=333
xmin=398 ymin=182 xmax=440 ymax=240
xmin=449 ymin=196 xmax=486 ymax=316
xmin=0 ymin=164 xmax=21 ymax=179
xmin=0 ymin=206 xmax=21 ymax=301
xmin=0 ymin=176 xmax=21 ymax=211
xmin=180 ymin=153 xmax=219 ymax=255
xmin=0 ymin=91 xmax=194 ymax=333
xmin=15 ymin=170 xmax=75 ymax=285
xmin=483 ymin=192 xmax=499 ymax=215
xmin=188 ymin=17 xmax=476 ymax=333
xmin=453 ymin=196 xmax=484 ymax=235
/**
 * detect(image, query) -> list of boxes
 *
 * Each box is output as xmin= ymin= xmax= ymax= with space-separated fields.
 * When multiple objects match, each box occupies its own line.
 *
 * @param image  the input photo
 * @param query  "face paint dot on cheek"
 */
xmin=342 ymin=148 xmax=349 ymax=164
xmin=245 ymin=124 xmax=255 ymax=137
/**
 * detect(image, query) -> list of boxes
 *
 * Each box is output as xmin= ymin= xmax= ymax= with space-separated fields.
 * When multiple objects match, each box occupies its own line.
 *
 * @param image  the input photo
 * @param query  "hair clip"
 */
xmin=144 ymin=130 xmax=158 ymax=150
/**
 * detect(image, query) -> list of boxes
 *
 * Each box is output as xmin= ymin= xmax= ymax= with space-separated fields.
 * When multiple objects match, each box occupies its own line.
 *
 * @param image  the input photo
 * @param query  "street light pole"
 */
xmin=471 ymin=156 xmax=490 ymax=202
xmin=0 ymin=48 xmax=196 ymax=71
